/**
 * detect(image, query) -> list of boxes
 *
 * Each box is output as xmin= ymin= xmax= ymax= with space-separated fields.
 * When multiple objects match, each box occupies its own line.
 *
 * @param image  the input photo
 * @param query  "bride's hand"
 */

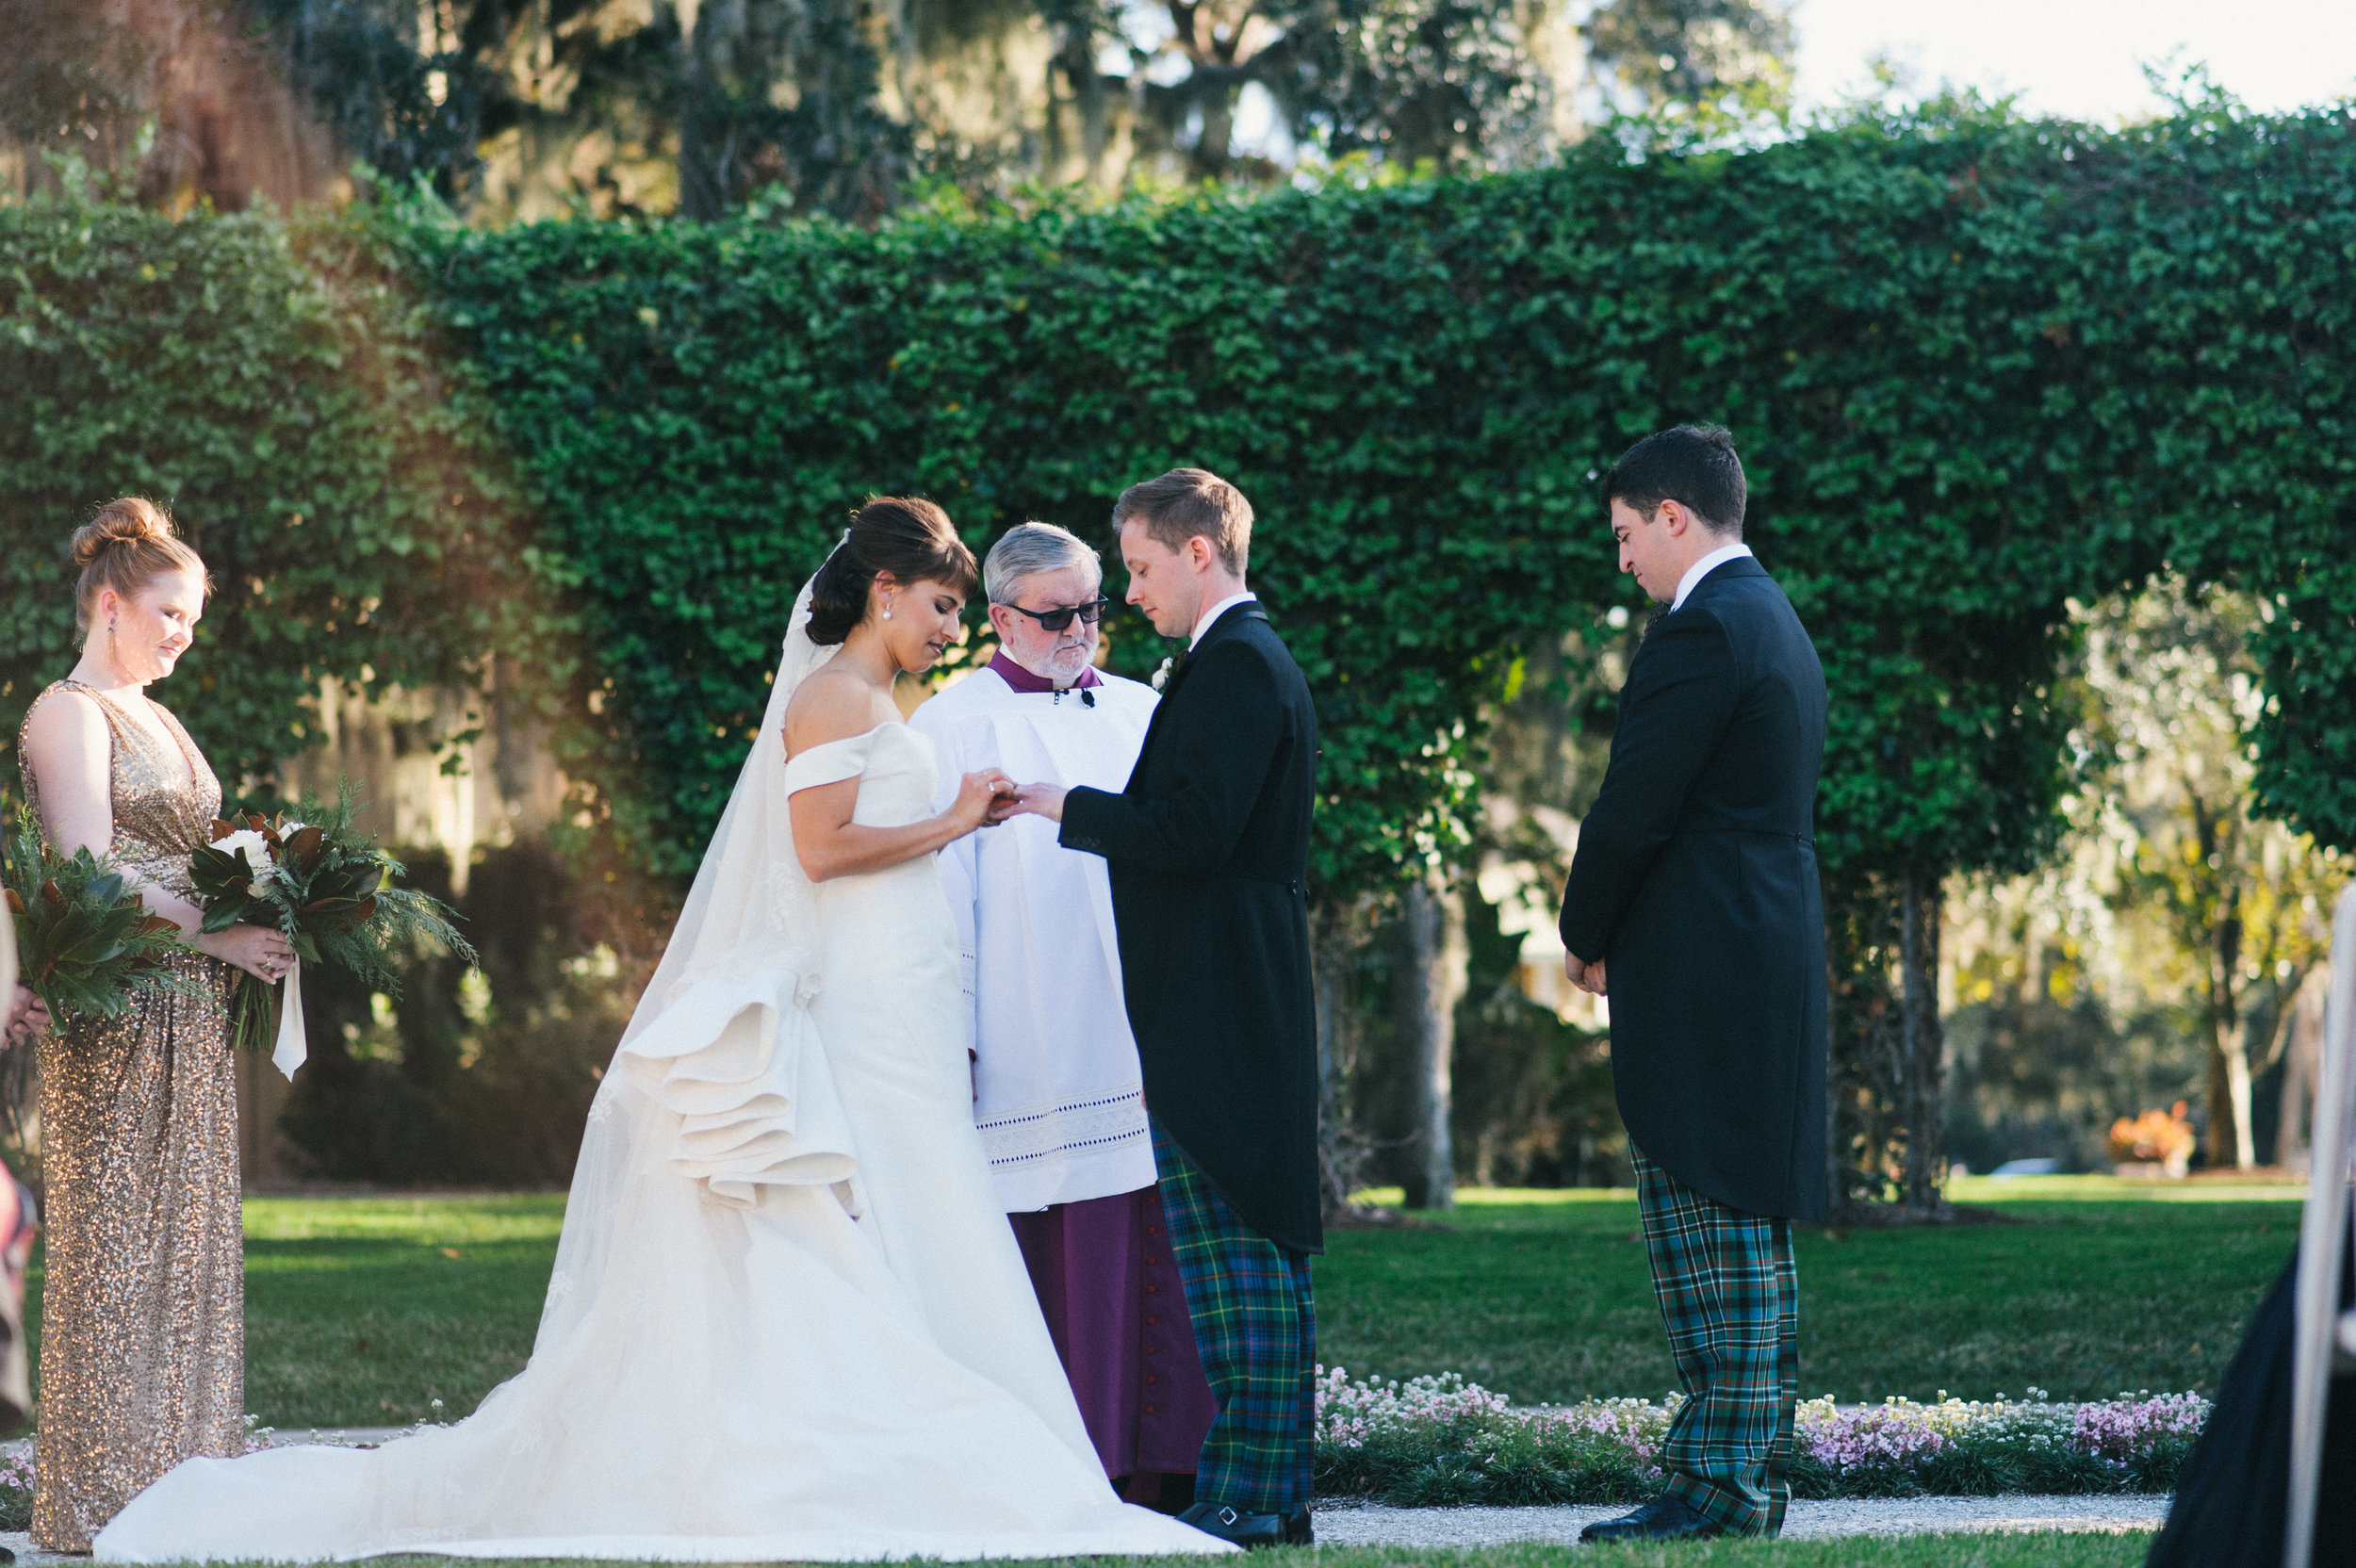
xmin=946 ymin=770 xmax=1016 ymax=833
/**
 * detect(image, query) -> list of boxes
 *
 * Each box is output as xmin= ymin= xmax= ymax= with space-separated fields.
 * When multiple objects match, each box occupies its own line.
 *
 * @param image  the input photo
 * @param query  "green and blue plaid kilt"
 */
xmin=1633 ymin=1147 xmax=1799 ymax=1537
xmin=1151 ymin=1118 xmax=1316 ymax=1514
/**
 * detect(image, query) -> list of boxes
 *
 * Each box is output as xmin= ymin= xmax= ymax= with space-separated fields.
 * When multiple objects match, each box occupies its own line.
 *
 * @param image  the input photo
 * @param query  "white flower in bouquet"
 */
xmin=210 ymin=829 xmax=279 ymax=892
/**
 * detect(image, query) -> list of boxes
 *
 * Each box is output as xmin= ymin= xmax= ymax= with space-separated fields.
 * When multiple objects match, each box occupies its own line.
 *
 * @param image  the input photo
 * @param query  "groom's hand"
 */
xmin=1008 ymin=784 xmax=1068 ymax=824
xmin=1563 ymin=954 xmax=1608 ymax=996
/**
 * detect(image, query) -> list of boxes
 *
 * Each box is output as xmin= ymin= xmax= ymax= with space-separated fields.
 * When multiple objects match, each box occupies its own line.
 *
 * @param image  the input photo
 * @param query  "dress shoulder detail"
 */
xmin=782 ymin=723 xmax=890 ymax=794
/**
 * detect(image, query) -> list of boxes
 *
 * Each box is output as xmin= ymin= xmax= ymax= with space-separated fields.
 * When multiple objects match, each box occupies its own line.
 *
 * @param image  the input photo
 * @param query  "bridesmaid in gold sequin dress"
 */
xmin=16 ymin=500 xmax=295 ymax=1552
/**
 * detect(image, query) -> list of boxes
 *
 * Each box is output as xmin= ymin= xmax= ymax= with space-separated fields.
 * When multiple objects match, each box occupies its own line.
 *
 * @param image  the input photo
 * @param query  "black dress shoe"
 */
xmin=1177 ymin=1500 xmax=1288 ymax=1549
xmin=1579 ymin=1494 xmax=1726 ymax=1543
xmin=1282 ymin=1506 xmax=1313 ymax=1545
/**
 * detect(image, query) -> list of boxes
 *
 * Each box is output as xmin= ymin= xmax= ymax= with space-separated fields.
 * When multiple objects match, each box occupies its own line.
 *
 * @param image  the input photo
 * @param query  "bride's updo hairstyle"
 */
xmin=804 ymin=496 xmax=979 ymax=646
xmin=73 ymin=498 xmax=211 ymax=634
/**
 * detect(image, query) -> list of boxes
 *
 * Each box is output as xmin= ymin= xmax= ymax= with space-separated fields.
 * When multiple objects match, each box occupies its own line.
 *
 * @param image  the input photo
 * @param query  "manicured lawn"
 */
xmin=1319 ymin=1177 xmax=2299 ymax=1405
xmin=342 ymin=1539 xmax=2152 ymax=1568
xmin=28 ymin=1194 xmax=567 ymax=1430
xmin=20 ymin=1175 xmax=2299 ymax=1428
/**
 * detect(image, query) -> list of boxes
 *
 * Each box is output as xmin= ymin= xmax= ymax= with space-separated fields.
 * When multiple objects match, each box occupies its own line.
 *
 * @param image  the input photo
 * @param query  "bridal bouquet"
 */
xmin=2 ymin=807 xmax=188 ymax=1022
xmin=190 ymin=786 xmax=475 ymax=1064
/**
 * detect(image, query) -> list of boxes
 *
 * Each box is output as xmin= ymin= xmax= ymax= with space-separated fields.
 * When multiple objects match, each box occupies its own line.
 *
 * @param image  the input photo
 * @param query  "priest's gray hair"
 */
xmin=984 ymin=522 xmax=1104 ymax=605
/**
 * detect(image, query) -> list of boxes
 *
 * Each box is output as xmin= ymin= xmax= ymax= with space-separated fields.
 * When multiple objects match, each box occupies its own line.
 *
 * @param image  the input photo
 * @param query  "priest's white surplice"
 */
xmin=911 ymin=665 xmax=1160 ymax=1212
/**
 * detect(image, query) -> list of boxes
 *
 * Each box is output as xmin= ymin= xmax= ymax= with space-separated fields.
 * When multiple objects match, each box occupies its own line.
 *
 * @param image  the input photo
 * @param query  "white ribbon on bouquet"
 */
xmin=273 ymin=959 xmax=307 ymax=1080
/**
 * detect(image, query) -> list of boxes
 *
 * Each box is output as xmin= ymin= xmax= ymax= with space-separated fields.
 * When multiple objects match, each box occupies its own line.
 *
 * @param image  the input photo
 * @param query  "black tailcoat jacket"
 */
xmin=1558 ymin=555 xmax=1831 ymax=1222
xmin=1060 ymin=602 xmax=1324 ymax=1255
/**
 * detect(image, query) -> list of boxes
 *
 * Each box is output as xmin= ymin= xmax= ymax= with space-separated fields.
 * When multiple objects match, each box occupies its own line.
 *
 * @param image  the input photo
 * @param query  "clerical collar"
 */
xmin=990 ymin=649 xmax=1102 ymax=694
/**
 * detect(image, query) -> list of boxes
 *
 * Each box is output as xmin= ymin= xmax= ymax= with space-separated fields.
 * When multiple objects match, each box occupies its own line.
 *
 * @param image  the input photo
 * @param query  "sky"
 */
xmin=1791 ymin=0 xmax=2356 ymax=122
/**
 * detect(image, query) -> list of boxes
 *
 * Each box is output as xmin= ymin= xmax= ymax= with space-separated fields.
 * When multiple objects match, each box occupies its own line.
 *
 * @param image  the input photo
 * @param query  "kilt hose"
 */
xmin=1631 ymin=1147 xmax=1799 ymax=1537
xmin=1149 ymin=1119 xmax=1316 ymax=1514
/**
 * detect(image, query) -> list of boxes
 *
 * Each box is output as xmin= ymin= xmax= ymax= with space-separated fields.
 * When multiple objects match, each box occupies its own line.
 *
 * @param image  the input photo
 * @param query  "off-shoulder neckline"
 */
xmin=783 ymin=719 xmax=916 ymax=767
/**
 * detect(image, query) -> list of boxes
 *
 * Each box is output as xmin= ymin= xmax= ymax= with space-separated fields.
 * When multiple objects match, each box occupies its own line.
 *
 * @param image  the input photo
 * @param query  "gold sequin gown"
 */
xmin=19 ymin=680 xmax=242 ymax=1553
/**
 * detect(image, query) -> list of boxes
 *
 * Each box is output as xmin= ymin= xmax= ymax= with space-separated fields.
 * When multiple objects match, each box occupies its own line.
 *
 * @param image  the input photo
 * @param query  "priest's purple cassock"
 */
xmin=912 ymin=649 xmax=1218 ymax=1507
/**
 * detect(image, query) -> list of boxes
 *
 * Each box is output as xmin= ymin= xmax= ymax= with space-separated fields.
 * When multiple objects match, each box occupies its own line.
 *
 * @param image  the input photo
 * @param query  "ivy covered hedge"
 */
xmin=0 ymin=199 xmax=534 ymax=789
xmin=4 ymin=95 xmax=2353 ymax=910
xmin=393 ymin=95 xmax=2356 ymax=899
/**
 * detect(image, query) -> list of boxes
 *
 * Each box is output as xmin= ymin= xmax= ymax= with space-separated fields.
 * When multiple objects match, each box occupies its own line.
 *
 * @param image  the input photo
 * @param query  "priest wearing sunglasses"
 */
xmin=909 ymin=521 xmax=1218 ymax=1512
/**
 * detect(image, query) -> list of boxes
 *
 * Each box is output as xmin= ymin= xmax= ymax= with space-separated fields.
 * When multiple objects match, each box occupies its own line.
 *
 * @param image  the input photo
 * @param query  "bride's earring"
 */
xmin=881 ymin=595 xmax=893 ymax=621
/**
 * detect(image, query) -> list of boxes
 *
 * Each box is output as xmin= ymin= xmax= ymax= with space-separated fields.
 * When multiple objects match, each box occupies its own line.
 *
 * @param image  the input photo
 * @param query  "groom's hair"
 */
xmin=1604 ymin=425 xmax=1746 ymax=537
xmin=1114 ymin=468 xmax=1253 ymax=576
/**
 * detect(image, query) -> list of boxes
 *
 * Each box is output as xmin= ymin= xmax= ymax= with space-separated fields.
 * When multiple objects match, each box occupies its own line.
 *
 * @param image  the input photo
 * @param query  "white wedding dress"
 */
xmin=95 ymin=572 xmax=1230 ymax=1564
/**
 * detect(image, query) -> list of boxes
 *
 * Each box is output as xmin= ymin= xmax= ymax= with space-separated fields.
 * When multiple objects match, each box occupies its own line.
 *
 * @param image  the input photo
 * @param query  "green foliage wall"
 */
xmin=400 ymin=97 xmax=2356 ymax=901
xmin=0 ymin=199 xmax=532 ymax=787
xmin=5 ymin=97 xmax=2354 ymax=919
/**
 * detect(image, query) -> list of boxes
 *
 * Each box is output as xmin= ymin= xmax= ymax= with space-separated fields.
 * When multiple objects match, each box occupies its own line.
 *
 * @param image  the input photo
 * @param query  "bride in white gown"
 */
xmin=96 ymin=499 xmax=1231 ymax=1563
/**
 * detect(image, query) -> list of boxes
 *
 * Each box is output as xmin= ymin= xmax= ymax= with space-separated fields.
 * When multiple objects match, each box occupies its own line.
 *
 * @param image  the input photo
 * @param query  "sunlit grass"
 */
xmin=22 ymin=1180 xmax=2295 ymax=1429
xmin=1320 ymin=1183 xmax=2296 ymax=1406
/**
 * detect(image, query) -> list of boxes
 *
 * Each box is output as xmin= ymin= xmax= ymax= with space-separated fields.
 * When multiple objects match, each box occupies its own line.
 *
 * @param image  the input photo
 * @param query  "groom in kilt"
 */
xmin=1010 ymin=468 xmax=1321 ymax=1550
xmin=1558 ymin=425 xmax=1831 ymax=1543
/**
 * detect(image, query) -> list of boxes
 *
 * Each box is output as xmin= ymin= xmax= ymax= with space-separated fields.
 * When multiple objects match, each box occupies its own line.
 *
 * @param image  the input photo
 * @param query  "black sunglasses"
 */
xmin=1001 ymin=597 xmax=1110 ymax=632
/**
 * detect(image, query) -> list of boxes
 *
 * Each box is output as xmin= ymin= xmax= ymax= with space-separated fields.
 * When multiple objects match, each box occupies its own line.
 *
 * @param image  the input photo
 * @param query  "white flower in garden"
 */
xmin=213 ymin=829 xmax=279 ymax=889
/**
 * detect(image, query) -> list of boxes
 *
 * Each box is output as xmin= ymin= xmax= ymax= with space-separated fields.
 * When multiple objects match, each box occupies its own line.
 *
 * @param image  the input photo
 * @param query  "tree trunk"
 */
xmin=1824 ymin=864 xmax=1949 ymax=1217
xmin=1395 ymin=874 xmax=1466 ymax=1210
xmin=2277 ymin=966 xmax=2330 ymax=1177
xmin=1899 ymin=865 xmax=1945 ymax=1213
xmin=2204 ymin=909 xmax=2251 ymax=1169
xmin=1312 ymin=901 xmax=1371 ymax=1217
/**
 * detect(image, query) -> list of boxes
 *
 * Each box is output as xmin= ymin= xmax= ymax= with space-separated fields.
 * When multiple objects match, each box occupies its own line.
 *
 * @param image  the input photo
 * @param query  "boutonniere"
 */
xmin=1152 ymin=656 xmax=1175 ymax=692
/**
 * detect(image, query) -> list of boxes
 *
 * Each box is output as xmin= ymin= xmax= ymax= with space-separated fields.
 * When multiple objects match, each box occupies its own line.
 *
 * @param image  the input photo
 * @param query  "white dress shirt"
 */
xmin=1191 ymin=590 xmax=1259 ymax=646
xmin=1671 ymin=542 xmax=1755 ymax=612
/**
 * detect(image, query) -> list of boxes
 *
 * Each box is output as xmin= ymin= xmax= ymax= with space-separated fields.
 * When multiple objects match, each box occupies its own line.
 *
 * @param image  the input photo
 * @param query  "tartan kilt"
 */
xmin=1151 ymin=1119 xmax=1315 ymax=1514
xmin=1633 ymin=1147 xmax=1799 ymax=1537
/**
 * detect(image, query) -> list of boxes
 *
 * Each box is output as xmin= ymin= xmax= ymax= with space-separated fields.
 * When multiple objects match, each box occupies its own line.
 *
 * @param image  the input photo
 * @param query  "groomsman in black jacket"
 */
xmin=1559 ymin=426 xmax=1830 ymax=1544
xmin=1008 ymin=469 xmax=1320 ymax=1551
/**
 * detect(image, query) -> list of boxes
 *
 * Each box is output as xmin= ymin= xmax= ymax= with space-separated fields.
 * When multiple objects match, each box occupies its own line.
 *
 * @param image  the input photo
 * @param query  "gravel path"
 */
xmin=1317 ymin=1494 xmax=2170 ymax=1545
xmin=0 ymin=1436 xmax=2168 ymax=1563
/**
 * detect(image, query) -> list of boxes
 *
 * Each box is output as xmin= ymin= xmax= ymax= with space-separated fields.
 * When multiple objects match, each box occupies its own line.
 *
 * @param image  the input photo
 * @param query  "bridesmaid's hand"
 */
xmin=199 ymin=924 xmax=297 ymax=985
xmin=2 ymin=988 xmax=46 ymax=1051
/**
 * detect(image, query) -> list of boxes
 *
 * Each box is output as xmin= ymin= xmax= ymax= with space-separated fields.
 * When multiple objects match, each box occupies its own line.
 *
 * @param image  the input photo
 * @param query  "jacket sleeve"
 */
xmin=1558 ymin=610 xmax=1740 ymax=963
xmin=1059 ymin=641 xmax=1284 ymax=875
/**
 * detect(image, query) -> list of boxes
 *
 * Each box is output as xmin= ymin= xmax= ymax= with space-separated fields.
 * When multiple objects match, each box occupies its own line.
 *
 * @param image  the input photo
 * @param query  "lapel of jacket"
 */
xmin=1126 ymin=605 xmax=1266 ymax=790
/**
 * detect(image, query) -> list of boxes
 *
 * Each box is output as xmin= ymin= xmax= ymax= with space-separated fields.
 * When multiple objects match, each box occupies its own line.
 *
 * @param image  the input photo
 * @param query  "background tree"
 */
xmin=1581 ymin=0 xmax=1793 ymax=122
xmin=2082 ymin=584 xmax=2345 ymax=1169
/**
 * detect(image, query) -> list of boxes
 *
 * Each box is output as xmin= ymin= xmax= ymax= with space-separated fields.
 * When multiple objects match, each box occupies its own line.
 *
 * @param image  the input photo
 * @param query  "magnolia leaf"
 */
xmin=284 ymin=825 xmax=325 ymax=867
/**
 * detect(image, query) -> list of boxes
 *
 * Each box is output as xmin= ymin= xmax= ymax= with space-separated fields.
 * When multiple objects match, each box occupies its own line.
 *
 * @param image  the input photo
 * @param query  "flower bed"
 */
xmin=1313 ymin=1367 xmax=2205 ymax=1504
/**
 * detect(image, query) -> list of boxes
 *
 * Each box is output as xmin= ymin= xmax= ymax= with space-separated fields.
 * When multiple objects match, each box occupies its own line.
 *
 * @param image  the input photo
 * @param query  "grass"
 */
xmin=45 ymin=1532 xmax=2156 ymax=1564
xmin=27 ymin=1194 xmax=567 ymax=1430
xmin=1318 ymin=1177 xmax=2299 ymax=1406
xmin=18 ymin=1175 xmax=2298 ymax=1429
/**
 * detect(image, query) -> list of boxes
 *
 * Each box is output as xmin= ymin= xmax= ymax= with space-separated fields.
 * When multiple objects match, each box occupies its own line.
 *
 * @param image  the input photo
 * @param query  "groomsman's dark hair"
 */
xmin=1114 ymin=468 xmax=1253 ymax=575
xmin=1604 ymin=425 xmax=1746 ymax=537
